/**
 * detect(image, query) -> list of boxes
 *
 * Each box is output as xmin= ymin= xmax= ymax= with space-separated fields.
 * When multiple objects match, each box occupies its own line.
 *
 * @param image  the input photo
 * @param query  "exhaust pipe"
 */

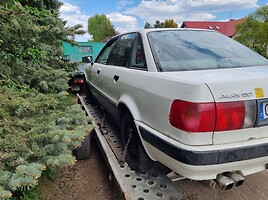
xmin=224 ymin=172 xmax=245 ymax=187
xmin=214 ymin=174 xmax=234 ymax=190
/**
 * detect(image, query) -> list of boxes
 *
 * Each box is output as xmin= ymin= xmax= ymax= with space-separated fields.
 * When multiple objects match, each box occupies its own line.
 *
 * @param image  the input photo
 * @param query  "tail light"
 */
xmin=74 ymin=78 xmax=85 ymax=84
xmin=215 ymin=101 xmax=246 ymax=131
xmin=169 ymin=101 xmax=215 ymax=132
xmin=169 ymin=100 xmax=256 ymax=133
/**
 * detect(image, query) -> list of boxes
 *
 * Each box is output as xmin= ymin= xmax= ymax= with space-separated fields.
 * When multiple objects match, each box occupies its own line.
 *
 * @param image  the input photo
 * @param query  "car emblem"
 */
xmin=219 ymin=92 xmax=252 ymax=99
xmin=220 ymin=93 xmax=240 ymax=99
xmin=242 ymin=92 xmax=253 ymax=97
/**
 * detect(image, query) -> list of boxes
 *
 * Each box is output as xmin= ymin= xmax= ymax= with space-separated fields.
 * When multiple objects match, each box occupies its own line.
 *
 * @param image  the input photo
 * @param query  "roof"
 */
xmin=180 ymin=19 xmax=245 ymax=37
xmin=117 ymin=28 xmax=215 ymax=36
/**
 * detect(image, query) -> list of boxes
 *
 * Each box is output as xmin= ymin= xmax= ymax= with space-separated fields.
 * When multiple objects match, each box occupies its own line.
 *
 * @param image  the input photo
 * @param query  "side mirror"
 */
xmin=82 ymin=56 xmax=93 ymax=64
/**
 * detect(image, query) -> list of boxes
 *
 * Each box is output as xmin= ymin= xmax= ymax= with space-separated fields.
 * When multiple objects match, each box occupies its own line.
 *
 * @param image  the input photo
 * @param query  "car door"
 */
xmin=85 ymin=37 xmax=119 ymax=103
xmin=98 ymin=33 xmax=138 ymax=118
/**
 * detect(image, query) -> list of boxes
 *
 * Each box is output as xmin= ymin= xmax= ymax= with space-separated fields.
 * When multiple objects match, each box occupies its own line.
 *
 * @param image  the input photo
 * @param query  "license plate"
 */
xmin=259 ymin=102 xmax=268 ymax=120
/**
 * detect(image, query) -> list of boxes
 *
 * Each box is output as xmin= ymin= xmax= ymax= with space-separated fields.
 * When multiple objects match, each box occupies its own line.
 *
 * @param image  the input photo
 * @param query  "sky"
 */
xmin=59 ymin=0 xmax=268 ymax=41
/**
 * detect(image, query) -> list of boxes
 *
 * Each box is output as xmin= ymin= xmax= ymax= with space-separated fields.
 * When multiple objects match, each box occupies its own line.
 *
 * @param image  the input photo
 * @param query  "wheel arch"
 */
xmin=117 ymin=95 xmax=142 ymax=123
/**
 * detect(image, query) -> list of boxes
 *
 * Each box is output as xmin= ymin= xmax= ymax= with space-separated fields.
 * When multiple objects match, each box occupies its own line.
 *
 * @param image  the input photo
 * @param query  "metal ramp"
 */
xmin=77 ymin=94 xmax=187 ymax=200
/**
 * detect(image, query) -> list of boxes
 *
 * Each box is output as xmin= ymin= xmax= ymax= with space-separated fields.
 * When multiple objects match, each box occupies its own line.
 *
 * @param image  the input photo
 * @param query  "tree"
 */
xmin=19 ymin=0 xmax=63 ymax=10
xmin=164 ymin=19 xmax=178 ymax=28
xmin=235 ymin=5 xmax=268 ymax=58
xmin=66 ymin=24 xmax=86 ymax=43
xmin=144 ymin=19 xmax=178 ymax=29
xmin=0 ymin=1 xmax=91 ymax=198
xmin=88 ymin=14 xmax=117 ymax=42
xmin=144 ymin=21 xmax=152 ymax=29
xmin=154 ymin=20 xmax=165 ymax=28
xmin=0 ymin=0 xmax=79 ymax=93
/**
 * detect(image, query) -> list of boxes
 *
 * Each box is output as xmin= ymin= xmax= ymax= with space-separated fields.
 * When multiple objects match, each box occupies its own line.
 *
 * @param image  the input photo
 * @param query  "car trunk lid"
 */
xmin=203 ymin=65 xmax=268 ymax=144
xmin=164 ymin=65 xmax=268 ymax=145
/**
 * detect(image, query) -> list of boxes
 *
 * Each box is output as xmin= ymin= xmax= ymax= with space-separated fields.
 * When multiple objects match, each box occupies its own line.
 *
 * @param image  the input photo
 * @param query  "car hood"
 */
xmin=162 ymin=65 xmax=268 ymax=102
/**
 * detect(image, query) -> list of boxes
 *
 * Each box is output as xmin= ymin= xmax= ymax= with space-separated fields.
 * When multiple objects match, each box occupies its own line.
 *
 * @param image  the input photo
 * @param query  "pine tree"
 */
xmin=0 ymin=1 xmax=93 ymax=198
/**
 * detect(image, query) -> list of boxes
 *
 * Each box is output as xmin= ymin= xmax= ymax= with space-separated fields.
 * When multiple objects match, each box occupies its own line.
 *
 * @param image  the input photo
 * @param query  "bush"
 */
xmin=0 ymin=1 xmax=91 ymax=198
xmin=0 ymin=87 xmax=93 ymax=199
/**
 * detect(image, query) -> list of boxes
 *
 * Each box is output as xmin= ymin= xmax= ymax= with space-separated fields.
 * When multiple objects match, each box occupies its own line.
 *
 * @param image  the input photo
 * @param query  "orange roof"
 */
xmin=181 ymin=18 xmax=245 ymax=37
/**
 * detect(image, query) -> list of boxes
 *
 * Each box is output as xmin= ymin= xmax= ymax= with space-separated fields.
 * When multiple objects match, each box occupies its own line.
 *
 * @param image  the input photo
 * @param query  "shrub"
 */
xmin=0 ymin=1 xmax=91 ymax=198
xmin=0 ymin=87 xmax=93 ymax=199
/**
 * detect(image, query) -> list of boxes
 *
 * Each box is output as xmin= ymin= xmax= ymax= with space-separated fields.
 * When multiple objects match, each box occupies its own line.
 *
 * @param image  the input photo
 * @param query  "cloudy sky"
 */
xmin=59 ymin=0 xmax=268 ymax=41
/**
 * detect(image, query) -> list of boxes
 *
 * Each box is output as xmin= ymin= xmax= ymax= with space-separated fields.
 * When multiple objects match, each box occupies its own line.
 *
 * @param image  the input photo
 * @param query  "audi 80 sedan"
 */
xmin=85 ymin=28 xmax=268 ymax=188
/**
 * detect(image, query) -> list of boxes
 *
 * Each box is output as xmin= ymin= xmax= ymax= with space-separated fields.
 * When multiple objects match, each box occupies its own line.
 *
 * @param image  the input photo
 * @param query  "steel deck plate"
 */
xmin=77 ymin=94 xmax=187 ymax=200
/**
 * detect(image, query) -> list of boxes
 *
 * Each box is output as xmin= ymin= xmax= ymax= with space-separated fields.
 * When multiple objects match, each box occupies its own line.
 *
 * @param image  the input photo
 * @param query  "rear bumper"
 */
xmin=139 ymin=126 xmax=268 ymax=166
xmin=137 ymin=124 xmax=268 ymax=180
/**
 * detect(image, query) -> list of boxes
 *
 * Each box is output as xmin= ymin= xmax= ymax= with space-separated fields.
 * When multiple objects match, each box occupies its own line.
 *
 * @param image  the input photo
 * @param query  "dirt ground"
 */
xmin=38 ymin=140 xmax=124 ymax=200
xmin=176 ymin=172 xmax=268 ymax=200
xmin=39 ymin=139 xmax=268 ymax=200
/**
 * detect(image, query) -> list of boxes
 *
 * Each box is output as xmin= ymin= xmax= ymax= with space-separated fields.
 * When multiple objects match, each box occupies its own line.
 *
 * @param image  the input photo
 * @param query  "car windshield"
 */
xmin=147 ymin=30 xmax=268 ymax=72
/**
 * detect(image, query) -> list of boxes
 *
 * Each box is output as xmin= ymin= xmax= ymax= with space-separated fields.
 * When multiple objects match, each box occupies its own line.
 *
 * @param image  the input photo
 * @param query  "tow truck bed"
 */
xmin=77 ymin=94 xmax=187 ymax=200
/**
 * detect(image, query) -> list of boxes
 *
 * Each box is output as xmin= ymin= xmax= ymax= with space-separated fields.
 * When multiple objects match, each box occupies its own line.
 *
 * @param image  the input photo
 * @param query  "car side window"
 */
xmin=130 ymin=35 xmax=147 ymax=70
xmin=107 ymin=33 xmax=136 ymax=67
xmin=95 ymin=38 xmax=118 ymax=64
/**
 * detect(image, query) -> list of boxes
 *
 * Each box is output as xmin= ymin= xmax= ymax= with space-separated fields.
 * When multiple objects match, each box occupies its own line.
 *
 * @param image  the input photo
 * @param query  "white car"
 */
xmin=85 ymin=28 xmax=268 ymax=188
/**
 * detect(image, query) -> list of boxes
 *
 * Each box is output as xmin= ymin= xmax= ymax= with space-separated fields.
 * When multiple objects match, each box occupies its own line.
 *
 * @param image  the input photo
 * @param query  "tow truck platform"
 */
xmin=77 ymin=94 xmax=187 ymax=200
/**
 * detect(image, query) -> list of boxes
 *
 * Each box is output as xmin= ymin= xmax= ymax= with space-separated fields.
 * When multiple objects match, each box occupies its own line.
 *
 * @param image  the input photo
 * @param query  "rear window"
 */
xmin=147 ymin=30 xmax=268 ymax=72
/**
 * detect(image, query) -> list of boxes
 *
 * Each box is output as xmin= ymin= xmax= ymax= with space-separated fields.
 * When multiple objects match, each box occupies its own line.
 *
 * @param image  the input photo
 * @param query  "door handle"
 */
xmin=97 ymin=70 xmax=101 ymax=75
xmin=114 ymin=75 xmax=119 ymax=82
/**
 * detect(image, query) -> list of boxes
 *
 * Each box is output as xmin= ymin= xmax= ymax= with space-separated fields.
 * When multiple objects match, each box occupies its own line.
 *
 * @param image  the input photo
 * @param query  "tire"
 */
xmin=74 ymin=133 xmax=91 ymax=160
xmin=85 ymin=86 xmax=96 ymax=104
xmin=121 ymin=113 xmax=154 ymax=173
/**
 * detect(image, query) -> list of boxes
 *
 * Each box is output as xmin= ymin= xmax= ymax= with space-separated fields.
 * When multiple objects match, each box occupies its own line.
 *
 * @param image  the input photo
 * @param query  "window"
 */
xmin=95 ymin=38 xmax=119 ymax=64
xmin=107 ymin=33 xmax=136 ymax=67
xmin=79 ymin=46 xmax=92 ymax=53
xmin=208 ymin=26 xmax=213 ymax=30
xmin=215 ymin=26 xmax=220 ymax=30
xmin=130 ymin=35 xmax=146 ymax=70
xmin=147 ymin=30 xmax=268 ymax=72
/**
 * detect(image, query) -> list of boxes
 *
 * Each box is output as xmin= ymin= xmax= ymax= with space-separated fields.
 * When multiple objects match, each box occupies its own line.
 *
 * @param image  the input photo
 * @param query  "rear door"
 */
xmin=98 ymin=33 xmax=138 ymax=118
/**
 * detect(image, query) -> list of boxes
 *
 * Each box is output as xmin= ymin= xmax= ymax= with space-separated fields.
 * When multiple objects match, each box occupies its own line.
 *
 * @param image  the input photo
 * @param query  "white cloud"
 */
xmin=117 ymin=0 xmax=134 ymax=10
xmin=187 ymin=0 xmax=257 ymax=12
xmin=60 ymin=2 xmax=139 ymax=40
xmin=60 ymin=2 xmax=91 ymax=41
xmin=125 ymin=0 xmax=258 ymax=25
xmin=107 ymin=12 xmax=138 ymax=34
xmin=59 ymin=0 xmax=259 ymax=39
xmin=59 ymin=2 xmax=81 ymax=14
xmin=74 ymin=33 xmax=92 ymax=41
xmin=181 ymin=13 xmax=216 ymax=21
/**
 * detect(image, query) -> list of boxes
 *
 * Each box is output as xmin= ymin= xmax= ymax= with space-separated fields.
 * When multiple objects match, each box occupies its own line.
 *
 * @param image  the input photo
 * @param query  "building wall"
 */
xmin=62 ymin=41 xmax=105 ymax=63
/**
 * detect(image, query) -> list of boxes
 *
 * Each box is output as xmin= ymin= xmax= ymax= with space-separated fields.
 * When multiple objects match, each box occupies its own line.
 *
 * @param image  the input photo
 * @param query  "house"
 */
xmin=62 ymin=41 xmax=105 ymax=63
xmin=180 ymin=18 xmax=245 ymax=38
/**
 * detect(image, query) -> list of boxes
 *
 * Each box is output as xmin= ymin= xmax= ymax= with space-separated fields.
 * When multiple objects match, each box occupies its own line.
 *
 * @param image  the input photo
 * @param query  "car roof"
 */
xmin=107 ymin=28 xmax=218 ymax=43
xmin=118 ymin=28 xmax=215 ymax=36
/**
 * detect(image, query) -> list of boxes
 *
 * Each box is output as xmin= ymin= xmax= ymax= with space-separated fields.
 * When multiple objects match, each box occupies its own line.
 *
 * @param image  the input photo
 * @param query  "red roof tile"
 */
xmin=181 ymin=19 xmax=245 ymax=37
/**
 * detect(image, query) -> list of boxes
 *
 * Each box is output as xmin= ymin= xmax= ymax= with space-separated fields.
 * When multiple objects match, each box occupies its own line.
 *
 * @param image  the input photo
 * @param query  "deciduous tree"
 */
xmin=88 ymin=14 xmax=117 ymax=42
xmin=154 ymin=20 xmax=165 ymax=28
xmin=144 ymin=19 xmax=178 ymax=29
xmin=164 ymin=19 xmax=178 ymax=28
xmin=144 ymin=21 xmax=152 ymax=29
xmin=236 ymin=5 xmax=268 ymax=58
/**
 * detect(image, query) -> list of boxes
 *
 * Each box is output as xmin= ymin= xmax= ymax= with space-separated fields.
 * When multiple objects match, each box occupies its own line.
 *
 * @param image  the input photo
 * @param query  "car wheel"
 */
xmin=73 ymin=133 xmax=91 ymax=160
xmin=85 ymin=86 xmax=96 ymax=104
xmin=121 ymin=113 xmax=154 ymax=173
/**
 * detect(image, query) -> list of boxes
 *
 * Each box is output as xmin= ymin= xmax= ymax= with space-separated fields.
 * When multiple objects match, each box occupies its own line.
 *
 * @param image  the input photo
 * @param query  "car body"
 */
xmin=68 ymin=57 xmax=93 ymax=92
xmin=84 ymin=28 xmax=268 ymax=180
